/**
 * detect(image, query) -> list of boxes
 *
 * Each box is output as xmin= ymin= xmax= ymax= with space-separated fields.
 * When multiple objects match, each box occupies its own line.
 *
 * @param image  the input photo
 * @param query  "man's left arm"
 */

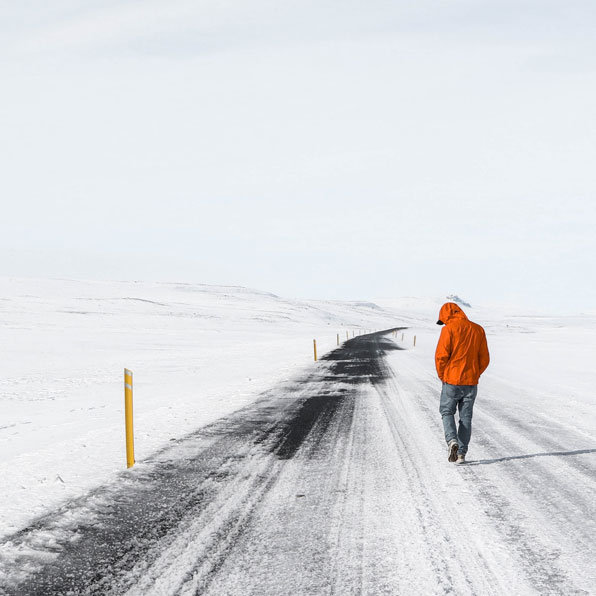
xmin=478 ymin=329 xmax=490 ymax=375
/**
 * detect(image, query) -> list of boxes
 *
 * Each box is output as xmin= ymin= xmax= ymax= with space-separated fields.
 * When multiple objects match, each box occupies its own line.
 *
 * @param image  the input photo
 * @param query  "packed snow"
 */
xmin=1 ymin=277 xmax=596 ymax=595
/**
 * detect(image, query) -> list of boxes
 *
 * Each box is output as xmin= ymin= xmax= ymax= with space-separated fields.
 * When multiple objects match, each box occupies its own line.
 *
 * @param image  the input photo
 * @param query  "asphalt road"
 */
xmin=2 ymin=328 xmax=595 ymax=596
xmin=1 ymin=330 xmax=404 ymax=595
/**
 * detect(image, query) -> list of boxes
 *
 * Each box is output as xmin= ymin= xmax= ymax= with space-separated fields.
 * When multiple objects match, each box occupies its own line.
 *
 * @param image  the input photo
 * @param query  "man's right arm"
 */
xmin=435 ymin=327 xmax=452 ymax=381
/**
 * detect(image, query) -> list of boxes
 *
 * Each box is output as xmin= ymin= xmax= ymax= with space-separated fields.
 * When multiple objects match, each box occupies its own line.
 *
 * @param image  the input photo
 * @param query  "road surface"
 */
xmin=1 ymin=330 xmax=595 ymax=595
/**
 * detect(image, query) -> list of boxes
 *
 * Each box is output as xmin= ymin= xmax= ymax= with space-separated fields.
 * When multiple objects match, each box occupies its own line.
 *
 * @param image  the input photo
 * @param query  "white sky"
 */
xmin=1 ymin=1 xmax=595 ymax=312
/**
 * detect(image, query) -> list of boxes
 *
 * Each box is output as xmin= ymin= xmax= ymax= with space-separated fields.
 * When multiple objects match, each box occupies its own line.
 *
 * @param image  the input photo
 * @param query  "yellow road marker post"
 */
xmin=313 ymin=339 xmax=318 ymax=361
xmin=413 ymin=335 xmax=417 ymax=347
xmin=124 ymin=368 xmax=135 ymax=468
xmin=337 ymin=333 xmax=340 ymax=346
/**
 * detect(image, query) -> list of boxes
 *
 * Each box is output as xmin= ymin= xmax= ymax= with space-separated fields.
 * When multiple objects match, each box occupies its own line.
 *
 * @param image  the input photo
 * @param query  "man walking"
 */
xmin=435 ymin=302 xmax=490 ymax=464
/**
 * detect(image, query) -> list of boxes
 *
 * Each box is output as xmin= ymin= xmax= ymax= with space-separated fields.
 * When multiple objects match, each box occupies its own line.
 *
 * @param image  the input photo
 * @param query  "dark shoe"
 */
xmin=448 ymin=440 xmax=459 ymax=462
xmin=455 ymin=454 xmax=466 ymax=464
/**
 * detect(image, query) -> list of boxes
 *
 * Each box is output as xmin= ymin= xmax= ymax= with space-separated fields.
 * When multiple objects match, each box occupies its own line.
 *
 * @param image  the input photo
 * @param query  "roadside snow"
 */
xmin=0 ymin=277 xmax=401 ymax=536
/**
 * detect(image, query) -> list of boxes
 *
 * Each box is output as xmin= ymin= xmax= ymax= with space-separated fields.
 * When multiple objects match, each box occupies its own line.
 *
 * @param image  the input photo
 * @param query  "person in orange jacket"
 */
xmin=435 ymin=302 xmax=490 ymax=464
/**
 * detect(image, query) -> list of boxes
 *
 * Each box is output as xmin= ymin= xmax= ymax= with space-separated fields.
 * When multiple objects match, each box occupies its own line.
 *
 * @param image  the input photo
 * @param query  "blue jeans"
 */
xmin=439 ymin=383 xmax=477 ymax=455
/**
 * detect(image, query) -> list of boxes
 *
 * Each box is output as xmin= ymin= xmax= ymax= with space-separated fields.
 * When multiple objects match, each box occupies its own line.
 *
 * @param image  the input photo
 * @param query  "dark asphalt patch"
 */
xmin=321 ymin=333 xmax=405 ymax=385
xmin=274 ymin=390 xmax=350 ymax=460
xmin=272 ymin=330 xmax=406 ymax=459
xmin=0 ymin=328 xmax=407 ymax=596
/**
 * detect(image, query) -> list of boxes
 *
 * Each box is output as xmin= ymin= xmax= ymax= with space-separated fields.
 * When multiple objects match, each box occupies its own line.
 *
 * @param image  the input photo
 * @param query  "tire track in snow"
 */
xmin=375 ymin=372 xmax=502 ymax=595
xmin=327 ymin=393 xmax=367 ymax=596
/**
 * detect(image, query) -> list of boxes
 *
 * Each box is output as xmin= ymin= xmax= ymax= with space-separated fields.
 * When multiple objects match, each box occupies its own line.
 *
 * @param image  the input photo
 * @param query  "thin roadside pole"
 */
xmin=313 ymin=339 xmax=318 ymax=361
xmin=124 ymin=369 xmax=135 ymax=468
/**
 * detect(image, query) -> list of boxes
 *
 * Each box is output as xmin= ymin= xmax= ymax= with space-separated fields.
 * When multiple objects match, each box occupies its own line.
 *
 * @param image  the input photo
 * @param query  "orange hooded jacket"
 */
xmin=435 ymin=302 xmax=490 ymax=385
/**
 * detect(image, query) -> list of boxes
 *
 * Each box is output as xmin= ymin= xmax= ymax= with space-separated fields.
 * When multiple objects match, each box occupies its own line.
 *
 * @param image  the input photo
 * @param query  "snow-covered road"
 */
xmin=2 ymin=330 xmax=595 ymax=595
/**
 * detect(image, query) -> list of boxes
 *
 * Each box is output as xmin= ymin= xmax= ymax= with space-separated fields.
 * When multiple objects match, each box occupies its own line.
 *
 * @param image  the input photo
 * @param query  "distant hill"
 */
xmin=445 ymin=295 xmax=472 ymax=308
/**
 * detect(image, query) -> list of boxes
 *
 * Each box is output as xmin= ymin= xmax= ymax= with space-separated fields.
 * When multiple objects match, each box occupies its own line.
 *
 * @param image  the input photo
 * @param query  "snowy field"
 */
xmin=1 ymin=277 xmax=596 ymax=594
xmin=0 ymin=277 xmax=401 ymax=536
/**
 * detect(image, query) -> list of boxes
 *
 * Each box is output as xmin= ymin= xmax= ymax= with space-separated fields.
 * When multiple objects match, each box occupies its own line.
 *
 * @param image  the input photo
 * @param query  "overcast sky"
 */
xmin=1 ymin=1 xmax=595 ymax=312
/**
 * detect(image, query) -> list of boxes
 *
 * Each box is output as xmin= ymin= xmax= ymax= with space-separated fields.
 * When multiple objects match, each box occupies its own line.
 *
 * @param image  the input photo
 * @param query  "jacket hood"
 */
xmin=436 ymin=302 xmax=468 ymax=325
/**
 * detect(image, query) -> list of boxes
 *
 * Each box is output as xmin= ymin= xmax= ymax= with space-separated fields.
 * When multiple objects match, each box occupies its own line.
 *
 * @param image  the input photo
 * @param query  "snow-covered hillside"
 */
xmin=0 ymin=277 xmax=404 ymax=535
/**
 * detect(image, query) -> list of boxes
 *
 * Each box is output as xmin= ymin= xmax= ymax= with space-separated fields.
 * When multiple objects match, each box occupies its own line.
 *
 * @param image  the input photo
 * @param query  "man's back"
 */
xmin=435 ymin=302 xmax=489 ymax=385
